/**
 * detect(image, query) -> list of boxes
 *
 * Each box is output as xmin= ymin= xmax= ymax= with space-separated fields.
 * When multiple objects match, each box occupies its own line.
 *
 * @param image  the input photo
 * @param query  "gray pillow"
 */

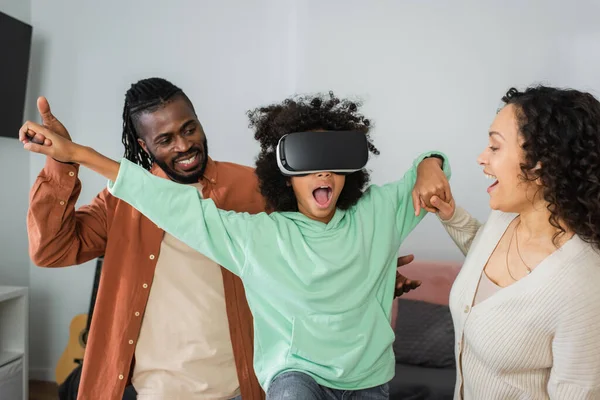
xmin=393 ymin=299 xmax=455 ymax=369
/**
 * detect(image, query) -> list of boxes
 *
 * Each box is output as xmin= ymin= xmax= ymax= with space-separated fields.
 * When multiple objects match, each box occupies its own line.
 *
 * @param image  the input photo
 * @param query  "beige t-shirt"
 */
xmin=473 ymin=271 xmax=501 ymax=306
xmin=132 ymin=184 xmax=240 ymax=400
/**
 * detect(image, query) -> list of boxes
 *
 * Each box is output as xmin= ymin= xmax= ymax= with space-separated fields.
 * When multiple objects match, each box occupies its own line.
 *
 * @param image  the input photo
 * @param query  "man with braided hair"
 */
xmin=27 ymin=77 xmax=266 ymax=400
xmin=27 ymin=78 xmax=420 ymax=400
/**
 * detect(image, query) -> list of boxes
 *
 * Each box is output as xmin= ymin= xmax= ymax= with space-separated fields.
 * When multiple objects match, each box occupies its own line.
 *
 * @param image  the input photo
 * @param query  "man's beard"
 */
xmin=151 ymin=138 xmax=208 ymax=184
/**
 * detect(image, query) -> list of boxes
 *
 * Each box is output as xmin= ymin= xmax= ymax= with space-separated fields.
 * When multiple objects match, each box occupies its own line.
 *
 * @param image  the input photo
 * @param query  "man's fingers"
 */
xmin=37 ymin=96 xmax=56 ymax=124
xmin=394 ymin=278 xmax=422 ymax=297
xmin=402 ymin=279 xmax=421 ymax=289
xmin=409 ymin=280 xmax=422 ymax=288
xmin=397 ymin=254 xmax=415 ymax=267
xmin=402 ymin=280 xmax=421 ymax=291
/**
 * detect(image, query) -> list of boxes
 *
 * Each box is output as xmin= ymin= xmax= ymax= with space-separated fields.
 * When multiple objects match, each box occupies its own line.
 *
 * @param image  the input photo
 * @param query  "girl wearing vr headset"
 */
xmin=21 ymin=92 xmax=451 ymax=400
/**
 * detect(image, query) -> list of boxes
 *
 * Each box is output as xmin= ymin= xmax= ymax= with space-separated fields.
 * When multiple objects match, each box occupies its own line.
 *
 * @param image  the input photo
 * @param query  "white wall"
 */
xmin=0 ymin=2 xmax=31 ymax=286
xmin=0 ymin=0 xmax=28 ymax=22
xmin=294 ymin=0 xmax=600 ymax=260
xmin=15 ymin=0 xmax=600 ymax=381
xmin=27 ymin=0 xmax=297 ymax=380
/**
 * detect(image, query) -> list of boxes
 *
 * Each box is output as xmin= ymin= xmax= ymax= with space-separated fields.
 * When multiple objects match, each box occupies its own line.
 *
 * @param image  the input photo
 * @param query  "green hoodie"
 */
xmin=108 ymin=151 xmax=450 ymax=391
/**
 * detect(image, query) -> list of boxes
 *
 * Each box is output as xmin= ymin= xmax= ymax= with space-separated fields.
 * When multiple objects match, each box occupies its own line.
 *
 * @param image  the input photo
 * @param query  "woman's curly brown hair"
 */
xmin=247 ymin=91 xmax=379 ymax=212
xmin=502 ymin=85 xmax=600 ymax=250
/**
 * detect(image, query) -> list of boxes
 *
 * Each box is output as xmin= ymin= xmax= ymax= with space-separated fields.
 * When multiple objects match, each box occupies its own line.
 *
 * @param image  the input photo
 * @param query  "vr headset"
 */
xmin=276 ymin=130 xmax=369 ymax=176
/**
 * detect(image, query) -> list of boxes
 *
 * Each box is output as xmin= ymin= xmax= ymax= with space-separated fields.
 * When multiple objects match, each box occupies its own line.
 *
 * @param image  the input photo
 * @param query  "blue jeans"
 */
xmin=267 ymin=372 xmax=389 ymax=400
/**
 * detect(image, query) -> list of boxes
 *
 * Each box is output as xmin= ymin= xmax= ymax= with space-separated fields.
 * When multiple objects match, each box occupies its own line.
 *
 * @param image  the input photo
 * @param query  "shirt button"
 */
xmin=134 ymin=311 xmax=140 ymax=317
xmin=464 ymin=305 xmax=470 ymax=313
xmin=59 ymin=201 xmax=65 ymax=206
xmin=149 ymin=254 xmax=155 ymax=260
xmin=128 ymin=340 xmax=134 ymax=344
xmin=118 ymin=374 xmax=124 ymax=380
xmin=69 ymin=171 xmax=75 ymax=177
xmin=142 ymin=283 xmax=148 ymax=289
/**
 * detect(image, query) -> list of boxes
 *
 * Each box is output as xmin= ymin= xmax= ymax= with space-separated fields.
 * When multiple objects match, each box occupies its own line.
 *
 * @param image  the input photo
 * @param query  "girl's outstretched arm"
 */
xmin=21 ymin=121 xmax=258 ymax=276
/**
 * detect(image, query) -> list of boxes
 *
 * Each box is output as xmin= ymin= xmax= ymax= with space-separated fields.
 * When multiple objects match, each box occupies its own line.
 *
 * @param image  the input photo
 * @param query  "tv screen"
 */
xmin=0 ymin=11 xmax=32 ymax=139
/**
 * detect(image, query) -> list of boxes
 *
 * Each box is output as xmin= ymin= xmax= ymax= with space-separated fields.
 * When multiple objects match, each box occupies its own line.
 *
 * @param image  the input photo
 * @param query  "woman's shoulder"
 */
xmin=564 ymin=237 xmax=600 ymax=279
xmin=551 ymin=237 xmax=600 ymax=307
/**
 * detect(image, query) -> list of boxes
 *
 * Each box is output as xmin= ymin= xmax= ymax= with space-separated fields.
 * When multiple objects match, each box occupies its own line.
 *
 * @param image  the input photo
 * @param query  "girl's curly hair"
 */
xmin=247 ymin=91 xmax=379 ymax=212
xmin=502 ymin=85 xmax=600 ymax=250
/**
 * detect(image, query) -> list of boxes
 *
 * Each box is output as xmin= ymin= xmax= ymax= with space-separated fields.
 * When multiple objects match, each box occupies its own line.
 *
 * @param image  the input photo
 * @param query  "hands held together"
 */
xmin=19 ymin=96 xmax=80 ymax=163
xmin=412 ymin=155 xmax=455 ymax=220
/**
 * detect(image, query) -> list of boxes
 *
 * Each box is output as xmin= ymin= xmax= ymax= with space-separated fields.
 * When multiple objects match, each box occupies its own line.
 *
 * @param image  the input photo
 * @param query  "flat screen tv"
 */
xmin=0 ymin=11 xmax=32 ymax=139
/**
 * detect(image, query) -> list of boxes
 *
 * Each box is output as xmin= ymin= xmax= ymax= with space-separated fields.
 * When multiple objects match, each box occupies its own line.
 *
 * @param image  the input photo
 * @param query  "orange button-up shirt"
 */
xmin=27 ymin=157 xmax=266 ymax=400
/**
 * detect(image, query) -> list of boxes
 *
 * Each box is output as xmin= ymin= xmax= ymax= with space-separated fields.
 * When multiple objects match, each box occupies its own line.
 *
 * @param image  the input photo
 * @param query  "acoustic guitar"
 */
xmin=55 ymin=256 xmax=103 ymax=385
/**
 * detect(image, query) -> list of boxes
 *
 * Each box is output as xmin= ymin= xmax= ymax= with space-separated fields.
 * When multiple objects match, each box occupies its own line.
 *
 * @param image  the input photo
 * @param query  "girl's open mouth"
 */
xmin=313 ymin=186 xmax=333 ymax=208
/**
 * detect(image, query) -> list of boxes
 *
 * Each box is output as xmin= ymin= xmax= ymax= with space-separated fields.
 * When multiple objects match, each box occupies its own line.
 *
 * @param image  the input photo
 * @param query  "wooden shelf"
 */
xmin=0 ymin=285 xmax=28 ymax=398
xmin=0 ymin=287 xmax=27 ymax=303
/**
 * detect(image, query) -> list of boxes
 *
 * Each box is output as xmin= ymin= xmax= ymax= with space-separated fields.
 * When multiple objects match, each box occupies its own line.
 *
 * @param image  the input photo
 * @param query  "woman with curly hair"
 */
xmin=428 ymin=86 xmax=600 ymax=399
xmin=20 ymin=92 xmax=451 ymax=400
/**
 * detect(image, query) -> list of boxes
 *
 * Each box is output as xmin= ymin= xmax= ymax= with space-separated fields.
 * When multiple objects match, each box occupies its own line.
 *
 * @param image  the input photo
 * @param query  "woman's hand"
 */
xmin=20 ymin=121 xmax=83 ymax=163
xmin=412 ymin=157 xmax=451 ymax=216
xmin=430 ymin=194 xmax=456 ymax=221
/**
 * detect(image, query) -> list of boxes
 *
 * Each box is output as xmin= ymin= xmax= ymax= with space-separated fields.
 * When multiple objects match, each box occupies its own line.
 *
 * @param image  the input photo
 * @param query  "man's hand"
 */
xmin=395 ymin=254 xmax=421 ymax=298
xmin=430 ymin=194 xmax=456 ymax=221
xmin=38 ymin=96 xmax=71 ymax=140
xmin=25 ymin=97 xmax=72 ymax=146
xmin=412 ymin=156 xmax=451 ymax=216
xmin=20 ymin=121 xmax=82 ymax=163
